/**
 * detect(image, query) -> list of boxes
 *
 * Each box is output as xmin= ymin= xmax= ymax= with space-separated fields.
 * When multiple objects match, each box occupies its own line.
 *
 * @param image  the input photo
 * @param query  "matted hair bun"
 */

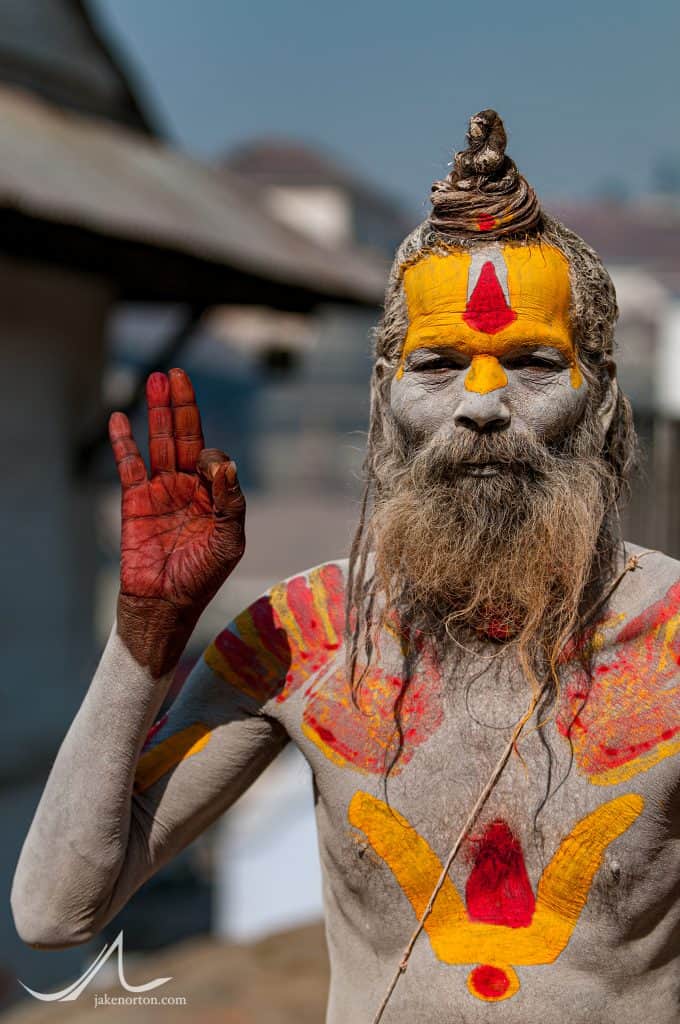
xmin=429 ymin=109 xmax=542 ymax=240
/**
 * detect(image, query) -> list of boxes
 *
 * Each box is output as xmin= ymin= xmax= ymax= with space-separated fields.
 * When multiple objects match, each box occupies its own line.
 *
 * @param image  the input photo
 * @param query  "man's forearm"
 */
xmin=10 ymin=619 xmax=176 ymax=948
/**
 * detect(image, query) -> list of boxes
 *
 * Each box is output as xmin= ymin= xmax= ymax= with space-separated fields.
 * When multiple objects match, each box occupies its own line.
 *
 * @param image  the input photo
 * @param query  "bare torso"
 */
xmin=244 ymin=543 xmax=680 ymax=1022
xmin=12 ymin=543 xmax=680 ymax=1023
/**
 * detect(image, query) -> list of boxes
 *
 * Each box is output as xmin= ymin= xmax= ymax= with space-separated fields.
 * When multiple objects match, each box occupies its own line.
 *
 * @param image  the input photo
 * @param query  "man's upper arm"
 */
xmin=112 ymin=623 xmax=291 ymax=920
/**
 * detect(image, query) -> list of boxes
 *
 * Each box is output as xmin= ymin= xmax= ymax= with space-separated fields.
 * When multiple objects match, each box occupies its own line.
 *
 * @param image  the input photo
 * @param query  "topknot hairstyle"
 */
xmin=430 ymin=108 xmax=541 ymax=239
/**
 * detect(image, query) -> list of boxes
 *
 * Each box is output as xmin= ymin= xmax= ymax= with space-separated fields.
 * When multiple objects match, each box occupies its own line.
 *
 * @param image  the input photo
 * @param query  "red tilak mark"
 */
xmin=476 ymin=213 xmax=497 ymax=232
xmin=465 ymin=821 xmax=535 ymax=927
xmin=470 ymin=964 xmax=510 ymax=998
xmin=463 ymin=261 xmax=517 ymax=334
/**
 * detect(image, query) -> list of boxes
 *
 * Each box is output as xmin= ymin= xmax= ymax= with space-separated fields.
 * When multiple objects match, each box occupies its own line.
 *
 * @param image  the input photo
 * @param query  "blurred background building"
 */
xmin=0 ymin=0 xmax=386 ymax=1006
xmin=548 ymin=198 xmax=680 ymax=555
xmin=0 ymin=0 xmax=679 ymax=1018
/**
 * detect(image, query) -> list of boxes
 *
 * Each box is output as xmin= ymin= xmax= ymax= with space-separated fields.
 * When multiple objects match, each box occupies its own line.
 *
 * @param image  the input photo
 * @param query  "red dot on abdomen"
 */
xmin=470 ymin=964 xmax=510 ymax=998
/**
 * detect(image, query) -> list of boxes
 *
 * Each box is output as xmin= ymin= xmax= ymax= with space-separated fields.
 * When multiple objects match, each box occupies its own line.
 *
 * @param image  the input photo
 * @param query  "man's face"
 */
xmin=389 ymin=242 xmax=588 ymax=458
xmin=371 ymin=240 xmax=616 ymax=656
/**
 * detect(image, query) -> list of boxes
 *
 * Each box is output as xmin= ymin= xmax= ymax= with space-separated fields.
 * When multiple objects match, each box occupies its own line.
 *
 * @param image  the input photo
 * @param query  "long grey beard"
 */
xmin=369 ymin=412 xmax=618 ymax=670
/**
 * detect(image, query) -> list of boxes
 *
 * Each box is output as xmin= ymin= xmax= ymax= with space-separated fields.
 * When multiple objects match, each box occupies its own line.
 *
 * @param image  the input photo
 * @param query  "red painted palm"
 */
xmin=109 ymin=368 xmax=245 ymax=614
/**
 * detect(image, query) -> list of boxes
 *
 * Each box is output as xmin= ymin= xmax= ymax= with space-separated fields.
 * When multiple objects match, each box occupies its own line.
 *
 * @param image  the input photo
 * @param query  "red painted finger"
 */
xmin=108 ymin=411 xmax=147 ymax=488
xmin=211 ymin=459 xmax=246 ymax=517
xmin=169 ymin=367 xmax=204 ymax=472
xmin=196 ymin=447 xmax=231 ymax=482
xmin=146 ymin=372 xmax=175 ymax=475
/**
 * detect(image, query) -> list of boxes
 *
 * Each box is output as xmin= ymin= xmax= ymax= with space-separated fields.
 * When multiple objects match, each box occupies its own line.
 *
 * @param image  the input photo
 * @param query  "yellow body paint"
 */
xmin=134 ymin=723 xmax=211 ymax=793
xmin=349 ymin=791 xmax=643 ymax=1002
xmin=268 ymin=580 xmax=306 ymax=650
xmin=465 ymin=354 xmax=508 ymax=394
xmin=398 ymin=243 xmax=582 ymax=391
xmin=589 ymin=736 xmax=680 ymax=786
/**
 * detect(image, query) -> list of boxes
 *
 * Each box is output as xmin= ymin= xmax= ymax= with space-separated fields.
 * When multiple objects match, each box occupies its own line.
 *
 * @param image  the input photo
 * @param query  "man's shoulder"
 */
xmin=570 ymin=542 xmax=680 ymax=787
xmin=203 ymin=560 xmax=348 ymax=705
xmin=274 ymin=558 xmax=350 ymax=592
xmin=618 ymin=541 xmax=680 ymax=614
xmin=266 ymin=559 xmax=350 ymax=629
xmin=600 ymin=541 xmax=680 ymax=659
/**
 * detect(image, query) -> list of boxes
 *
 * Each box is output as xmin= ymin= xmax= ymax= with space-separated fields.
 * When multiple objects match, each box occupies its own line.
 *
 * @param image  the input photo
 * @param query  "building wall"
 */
xmin=0 ymin=257 xmax=113 ymax=998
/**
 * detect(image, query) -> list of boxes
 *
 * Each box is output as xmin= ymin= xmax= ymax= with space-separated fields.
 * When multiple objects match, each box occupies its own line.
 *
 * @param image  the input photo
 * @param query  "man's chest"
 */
xmin=280 ymin=636 xmax=679 ymax=1012
xmin=309 ymin=711 xmax=676 ymax=1018
xmin=308 ymin=691 xmax=673 ymax=913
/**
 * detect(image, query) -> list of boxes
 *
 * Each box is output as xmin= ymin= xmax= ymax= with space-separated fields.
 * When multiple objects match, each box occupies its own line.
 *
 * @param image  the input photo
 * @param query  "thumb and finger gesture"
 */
xmin=109 ymin=367 xmax=206 ymax=483
xmin=107 ymin=368 xmax=245 ymax=605
xmin=109 ymin=367 xmax=242 ymax=507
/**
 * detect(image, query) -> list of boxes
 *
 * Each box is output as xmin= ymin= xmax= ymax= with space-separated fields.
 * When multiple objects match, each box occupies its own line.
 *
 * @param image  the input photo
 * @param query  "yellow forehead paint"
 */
xmin=398 ymin=242 xmax=582 ymax=392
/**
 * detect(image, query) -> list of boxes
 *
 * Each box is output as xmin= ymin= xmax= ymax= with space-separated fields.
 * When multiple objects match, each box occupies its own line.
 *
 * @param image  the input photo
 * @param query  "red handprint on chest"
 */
xmin=557 ymin=579 xmax=680 ymax=785
xmin=205 ymin=563 xmax=444 ymax=773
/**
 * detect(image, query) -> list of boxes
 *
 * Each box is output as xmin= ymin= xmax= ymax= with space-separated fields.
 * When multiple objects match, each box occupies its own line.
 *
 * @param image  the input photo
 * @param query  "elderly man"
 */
xmin=11 ymin=111 xmax=680 ymax=1022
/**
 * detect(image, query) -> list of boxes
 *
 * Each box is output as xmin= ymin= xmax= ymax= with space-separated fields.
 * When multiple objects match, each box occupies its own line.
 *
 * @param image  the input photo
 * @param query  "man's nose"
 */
xmin=453 ymin=390 xmax=511 ymax=432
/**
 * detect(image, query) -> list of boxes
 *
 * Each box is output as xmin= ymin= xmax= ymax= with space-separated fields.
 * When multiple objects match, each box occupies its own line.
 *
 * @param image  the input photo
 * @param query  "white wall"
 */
xmin=213 ymin=747 xmax=323 ymax=942
xmin=656 ymin=300 xmax=680 ymax=418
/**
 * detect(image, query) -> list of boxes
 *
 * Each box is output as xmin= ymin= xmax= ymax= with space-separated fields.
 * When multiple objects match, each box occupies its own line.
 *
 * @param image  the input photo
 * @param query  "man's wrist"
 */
xmin=116 ymin=593 xmax=201 ymax=678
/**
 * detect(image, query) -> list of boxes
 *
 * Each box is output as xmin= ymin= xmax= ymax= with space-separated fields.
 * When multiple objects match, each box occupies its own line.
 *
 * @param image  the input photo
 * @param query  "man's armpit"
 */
xmin=134 ymin=653 xmax=282 ymax=795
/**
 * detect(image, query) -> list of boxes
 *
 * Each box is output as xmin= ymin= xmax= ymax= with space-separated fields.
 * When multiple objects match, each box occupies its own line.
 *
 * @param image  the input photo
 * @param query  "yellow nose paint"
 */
xmin=465 ymin=354 xmax=508 ymax=394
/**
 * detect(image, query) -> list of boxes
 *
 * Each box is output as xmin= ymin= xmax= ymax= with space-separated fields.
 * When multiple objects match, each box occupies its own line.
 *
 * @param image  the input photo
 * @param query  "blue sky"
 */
xmin=92 ymin=0 xmax=679 ymax=215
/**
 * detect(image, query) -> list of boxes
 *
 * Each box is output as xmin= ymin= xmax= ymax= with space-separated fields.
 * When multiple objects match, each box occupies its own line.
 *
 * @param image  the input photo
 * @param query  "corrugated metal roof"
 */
xmin=0 ymin=0 xmax=155 ymax=134
xmin=0 ymin=85 xmax=387 ymax=307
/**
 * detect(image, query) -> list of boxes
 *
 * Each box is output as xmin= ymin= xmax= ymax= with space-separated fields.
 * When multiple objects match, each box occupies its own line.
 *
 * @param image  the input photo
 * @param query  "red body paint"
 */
xmin=476 ymin=213 xmax=497 ymax=232
xmin=463 ymin=261 xmax=517 ymax=334
xmin=208 ymin=563 xmax=444 ymax=773
xmin=558 ymin=579 xmax=680 ymax=781
xmin=470 ymin=964 xmax=510 ymax=998
xmin=465 ymin=821 xmax=535 ymax=927
xmin=142 ymin=712 xmax=169 ymax=750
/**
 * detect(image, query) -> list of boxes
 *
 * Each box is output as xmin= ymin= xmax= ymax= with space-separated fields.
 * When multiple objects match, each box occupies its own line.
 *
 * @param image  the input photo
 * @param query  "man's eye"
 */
xmin=412 ymin=357 xmax=464 ymax=372
xmin=507 ymin=355 xmax=561 ymax=371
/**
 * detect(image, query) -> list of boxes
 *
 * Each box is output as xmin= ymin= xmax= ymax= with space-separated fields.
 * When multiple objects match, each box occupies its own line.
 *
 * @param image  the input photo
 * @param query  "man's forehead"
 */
xmin=399 ymin=241 xmax=574 ymax=368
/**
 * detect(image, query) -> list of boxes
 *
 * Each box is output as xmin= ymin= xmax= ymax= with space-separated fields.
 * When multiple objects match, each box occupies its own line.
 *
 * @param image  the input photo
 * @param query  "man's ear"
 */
xmin=373 ymin=355 xmax=391 ymax=379
xmin=597 ymin=358 xmax=618 ymax=437
xmin=372 ymin=355 xmax=395 ymax=390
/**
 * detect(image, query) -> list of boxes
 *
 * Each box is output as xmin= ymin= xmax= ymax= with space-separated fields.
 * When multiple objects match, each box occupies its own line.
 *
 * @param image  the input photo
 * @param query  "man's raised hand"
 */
xmin=108 ymin=368 xmax=245 ymax=675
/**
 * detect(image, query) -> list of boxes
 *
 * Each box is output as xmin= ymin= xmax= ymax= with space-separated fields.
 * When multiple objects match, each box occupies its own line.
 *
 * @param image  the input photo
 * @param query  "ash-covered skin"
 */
xmin=391 ymin=342 xmax=590 ymax=453
xmin=11 ymin=356 xmax=680 ymax=1023
xmin=10 ymin=547 xmax=680 ymax=1023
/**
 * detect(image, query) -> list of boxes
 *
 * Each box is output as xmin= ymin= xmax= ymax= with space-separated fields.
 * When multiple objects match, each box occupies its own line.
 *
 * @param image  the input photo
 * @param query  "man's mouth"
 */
xmin=459 ymin=462 xmax=504 ymax=476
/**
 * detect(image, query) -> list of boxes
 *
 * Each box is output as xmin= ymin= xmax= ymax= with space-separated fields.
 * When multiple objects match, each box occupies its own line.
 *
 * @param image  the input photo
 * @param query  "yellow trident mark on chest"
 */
xmin=349 ymin=791 xmax=643 ymax=1002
